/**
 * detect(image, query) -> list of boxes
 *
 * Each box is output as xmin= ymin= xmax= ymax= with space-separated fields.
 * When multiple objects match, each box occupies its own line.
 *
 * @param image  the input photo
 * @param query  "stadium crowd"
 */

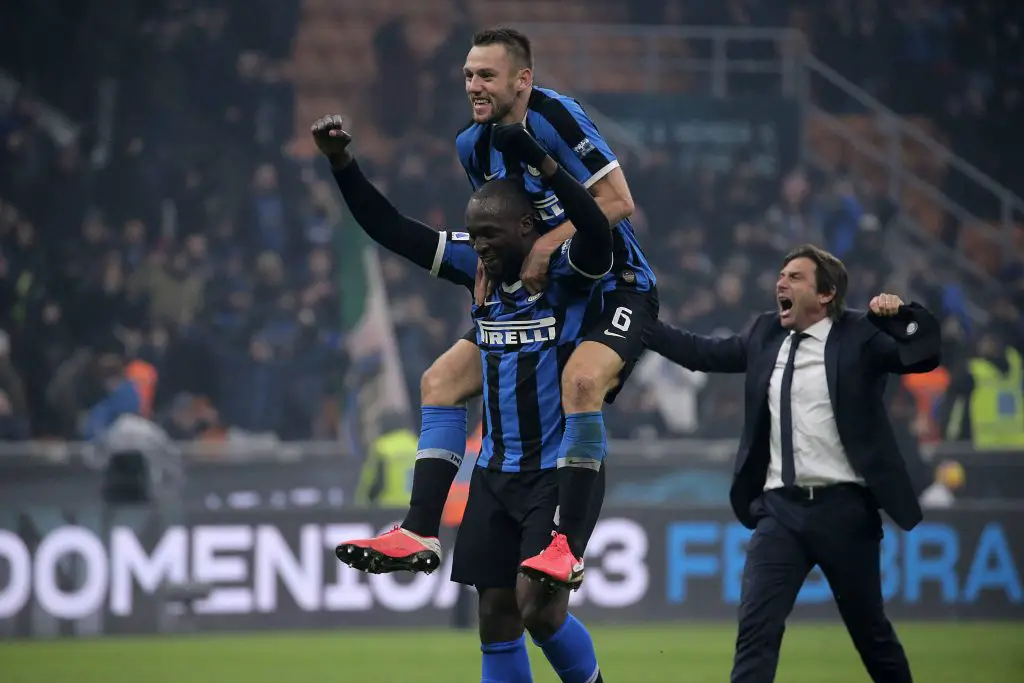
xmin=0 ymin=0 xmax=1020 ymax=446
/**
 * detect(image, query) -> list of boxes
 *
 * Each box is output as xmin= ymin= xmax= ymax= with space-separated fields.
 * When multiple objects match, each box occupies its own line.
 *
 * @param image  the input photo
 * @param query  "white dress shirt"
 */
xmin=765 ymin=317 xmax=864 ymax=490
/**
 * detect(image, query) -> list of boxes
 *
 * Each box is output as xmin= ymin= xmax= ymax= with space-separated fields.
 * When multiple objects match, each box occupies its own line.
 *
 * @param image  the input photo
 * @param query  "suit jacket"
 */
xmin=647 ymin=303 xmax=941 ymax=531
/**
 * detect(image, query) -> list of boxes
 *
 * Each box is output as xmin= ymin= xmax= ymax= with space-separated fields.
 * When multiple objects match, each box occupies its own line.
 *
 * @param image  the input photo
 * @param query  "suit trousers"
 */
xmin=730 ymin=484 xmax=913 ymax=683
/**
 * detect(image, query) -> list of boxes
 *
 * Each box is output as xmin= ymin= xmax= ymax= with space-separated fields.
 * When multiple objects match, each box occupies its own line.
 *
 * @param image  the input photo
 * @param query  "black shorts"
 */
xmin=450 ymin=465 xmax=606 ymax=589
xmin=586 ymin=285 xmax=659 ymax=403
xmin=459 ymin=286 xmax=658 ymax=404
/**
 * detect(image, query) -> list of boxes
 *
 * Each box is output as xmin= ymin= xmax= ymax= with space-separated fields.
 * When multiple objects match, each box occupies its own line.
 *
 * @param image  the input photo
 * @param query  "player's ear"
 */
xmin=520 ymin=212 xmax=534 ymax=235
xmin=516 ymin=67 xmax=532 ymax=92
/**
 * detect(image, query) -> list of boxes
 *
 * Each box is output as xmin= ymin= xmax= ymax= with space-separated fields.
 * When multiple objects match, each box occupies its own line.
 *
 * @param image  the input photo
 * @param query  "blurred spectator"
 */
xmin=0 ymin=389 xmax=30 ymax=441
xmin=920 ymin=460 xmax=967 ymax=509
xmin=82 ymin=353 xmax=142 ymax=440
xmin=0 ymin=331 xmax=28 ymax=419
xmin=939 ymin=331 xmax=1024 ymax=449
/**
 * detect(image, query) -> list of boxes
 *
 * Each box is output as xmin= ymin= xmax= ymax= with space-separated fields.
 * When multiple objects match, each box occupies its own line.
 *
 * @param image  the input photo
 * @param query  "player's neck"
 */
xmin=499 ymin=247 xmax=533 ymax=286
xmin=500 ymin=260 xmax=524 ymax=286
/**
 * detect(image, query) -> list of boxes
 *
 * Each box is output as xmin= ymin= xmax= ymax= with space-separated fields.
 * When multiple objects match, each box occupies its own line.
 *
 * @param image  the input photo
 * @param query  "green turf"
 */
xmin=1 ymin=622 xmax=1021 ymax=682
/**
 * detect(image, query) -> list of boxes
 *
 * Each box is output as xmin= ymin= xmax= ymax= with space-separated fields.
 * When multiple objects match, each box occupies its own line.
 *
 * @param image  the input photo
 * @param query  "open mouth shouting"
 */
xmin=778 ymin=294 xmax=794 ymax=323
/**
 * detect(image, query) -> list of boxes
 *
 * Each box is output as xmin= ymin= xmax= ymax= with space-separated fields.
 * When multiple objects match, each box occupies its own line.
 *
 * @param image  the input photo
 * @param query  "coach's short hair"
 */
xmin=470 ymin=177 xmax=533 ymax=219
xmin=783 ymin=244 xmax=849 ymax=319
xmin=472 ymin=27 xmax=533 ymax=69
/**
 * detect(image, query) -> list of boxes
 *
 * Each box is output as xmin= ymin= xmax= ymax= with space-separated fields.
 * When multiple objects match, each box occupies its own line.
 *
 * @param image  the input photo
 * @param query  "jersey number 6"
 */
xmin=611 ymin=307 xmax=632 ymax=333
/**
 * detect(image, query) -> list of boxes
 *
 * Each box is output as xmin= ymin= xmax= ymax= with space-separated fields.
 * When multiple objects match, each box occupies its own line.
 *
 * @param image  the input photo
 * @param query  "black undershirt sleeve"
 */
xmin=330 ymin=160 xmax=440 ymax=270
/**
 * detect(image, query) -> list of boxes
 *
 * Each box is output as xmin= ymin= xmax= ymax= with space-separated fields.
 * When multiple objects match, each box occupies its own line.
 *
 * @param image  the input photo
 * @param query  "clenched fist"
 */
xmin=311 ymin=114 xmax=353 ymax=168
xmin=869 ymin=293 xmax=904 ymax=316
xmin=491 ymin=122 xmax=548 ymax=169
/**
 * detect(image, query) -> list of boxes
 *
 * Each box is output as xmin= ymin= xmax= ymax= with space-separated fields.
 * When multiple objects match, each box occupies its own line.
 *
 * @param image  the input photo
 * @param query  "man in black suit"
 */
xmin=647 ymin=244 xmax=941 ymax=683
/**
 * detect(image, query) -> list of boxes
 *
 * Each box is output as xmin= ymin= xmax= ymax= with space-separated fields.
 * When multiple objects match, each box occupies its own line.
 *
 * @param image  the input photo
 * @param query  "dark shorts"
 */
xmin=586 ymin=285 xmax=659 ymax=402
xmin=450 ymin=465 xmax=606 ymax=589
xmin=460 ymin=286 xmax=659 ymax=404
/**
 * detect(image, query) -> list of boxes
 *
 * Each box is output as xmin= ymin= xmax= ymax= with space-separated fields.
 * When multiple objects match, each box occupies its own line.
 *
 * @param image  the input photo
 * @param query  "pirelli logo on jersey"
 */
xmin=477 ymin=317 xmax=557 ymax=347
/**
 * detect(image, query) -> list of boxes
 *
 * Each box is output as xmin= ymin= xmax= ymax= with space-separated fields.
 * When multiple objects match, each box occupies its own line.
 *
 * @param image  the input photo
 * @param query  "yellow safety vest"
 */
xmin=968 ymin=348 xmax=1024 ymax=450
xmin=354 ymin=429 xmax=418 ymax=507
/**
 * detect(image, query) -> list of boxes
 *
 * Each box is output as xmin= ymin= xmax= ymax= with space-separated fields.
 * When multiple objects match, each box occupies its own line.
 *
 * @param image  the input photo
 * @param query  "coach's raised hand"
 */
xmin=868 ymin=292 xmax=904 ymax=316
xmin=492 ymin=122 xmax=551 ymax=173
xmin=311 ymin=114 xmax=354 ymax=170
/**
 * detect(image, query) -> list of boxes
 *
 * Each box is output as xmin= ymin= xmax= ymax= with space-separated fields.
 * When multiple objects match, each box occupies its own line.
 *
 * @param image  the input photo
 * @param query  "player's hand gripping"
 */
xmin=491 ymin=123 xmax=549 ymax=170
xmin=474 ymin=260 xmax=493 ymax=306
xmin=311 ymin=114 xmax=354 ymax=169
xmin=519 ymin=236 xmax=561 ymax=294
xmin=869 ymin=293 xmax=904 ymax=316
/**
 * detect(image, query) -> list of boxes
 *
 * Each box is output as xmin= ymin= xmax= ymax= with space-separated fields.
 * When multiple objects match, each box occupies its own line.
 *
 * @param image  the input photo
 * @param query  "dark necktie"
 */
xmin=780 ymin=332 xmax=808 ymax=487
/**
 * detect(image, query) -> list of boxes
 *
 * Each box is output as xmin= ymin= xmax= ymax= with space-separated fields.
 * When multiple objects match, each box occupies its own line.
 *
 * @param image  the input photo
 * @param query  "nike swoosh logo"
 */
xmin=484 ymin=171 xmax=500 ymax=180
xmin=603 ymin=329 xmax=625 ymax=338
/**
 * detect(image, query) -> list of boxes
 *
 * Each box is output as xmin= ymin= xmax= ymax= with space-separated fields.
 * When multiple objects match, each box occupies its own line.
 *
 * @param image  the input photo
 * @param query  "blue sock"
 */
xmin=535 ymin=614 xmax=601 ymax=683
xmin=556 ymin=412 xmax=606 ymax=556
xmin=402 ymin=405 xmax=467 ymax=538
xmin=481 ymin=634 xmax=533 ymax=683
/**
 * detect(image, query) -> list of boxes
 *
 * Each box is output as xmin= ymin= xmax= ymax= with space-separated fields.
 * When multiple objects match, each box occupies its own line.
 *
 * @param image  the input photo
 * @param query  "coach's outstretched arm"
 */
xmin=312 ymin=115 xmax=440 ymax=271
xmin=491 ymin=122 xmax=613 ymax=277
xmin=645 ymin=319 xmax=752 ymax=374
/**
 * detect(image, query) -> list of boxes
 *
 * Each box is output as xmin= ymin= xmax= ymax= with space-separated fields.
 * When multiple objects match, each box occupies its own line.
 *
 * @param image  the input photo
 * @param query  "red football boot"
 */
xmin=335 ymin=526 xmax=442 ymax=574
xmin=519 ymin=532 xmax=584 ymax=590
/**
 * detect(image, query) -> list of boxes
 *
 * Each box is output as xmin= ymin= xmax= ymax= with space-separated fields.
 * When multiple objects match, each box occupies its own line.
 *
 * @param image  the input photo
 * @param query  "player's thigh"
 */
xmin=567 ymin=287 xmax=660 ymax=405
xmin=451 ymin=467 xmax=522 ymax=590
xmin=421 ymin=331 xmax=482 ymax=405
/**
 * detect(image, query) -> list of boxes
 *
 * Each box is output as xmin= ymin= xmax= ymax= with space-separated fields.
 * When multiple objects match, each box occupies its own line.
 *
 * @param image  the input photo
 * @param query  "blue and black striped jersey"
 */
xmin=455 ymin=86 xmax=656 ymax=293
xmin=431 ymin=231 xmax=603 ymax=471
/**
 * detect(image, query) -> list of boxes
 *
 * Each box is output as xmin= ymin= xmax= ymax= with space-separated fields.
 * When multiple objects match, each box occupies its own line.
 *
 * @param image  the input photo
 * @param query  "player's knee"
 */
xmin=477 ymin=589 xmax=524 ymax=643
xmin=420 ymin=361 xmax=470 ymax=406
xmin=519 ymin=596 xmax=568 ymax=643
xmin=421 ymin=342 xmax=481 ymax=406
xmin=420 ymin=365 xmax=454 ymax=406
xmin=560 ymin=365 xmax=613 ymax=412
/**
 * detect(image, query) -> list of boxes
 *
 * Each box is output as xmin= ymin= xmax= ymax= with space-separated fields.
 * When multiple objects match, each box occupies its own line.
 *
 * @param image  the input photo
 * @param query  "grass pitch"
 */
xmin=1 ymin=622 xmax=1021 ymax=682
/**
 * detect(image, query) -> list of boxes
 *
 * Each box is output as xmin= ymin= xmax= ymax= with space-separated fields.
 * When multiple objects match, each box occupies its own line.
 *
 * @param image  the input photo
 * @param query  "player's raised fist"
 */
xmin=491 ymin=122 xmax=547 ymax=169
xmin=311 ymin=114 xmax=353 ymax=166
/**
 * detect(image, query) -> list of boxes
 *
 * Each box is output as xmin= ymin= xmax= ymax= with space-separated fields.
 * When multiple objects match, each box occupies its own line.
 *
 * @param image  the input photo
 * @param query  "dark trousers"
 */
xmin=730 ymin=485 xmax=913 ymax=683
